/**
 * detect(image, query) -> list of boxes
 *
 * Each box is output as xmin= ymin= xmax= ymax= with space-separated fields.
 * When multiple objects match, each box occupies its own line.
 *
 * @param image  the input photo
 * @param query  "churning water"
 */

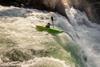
xmin=0 ymin=5 xmax=100 ymax=67
xmin=55 ymin=7 xmax=100 ymax=67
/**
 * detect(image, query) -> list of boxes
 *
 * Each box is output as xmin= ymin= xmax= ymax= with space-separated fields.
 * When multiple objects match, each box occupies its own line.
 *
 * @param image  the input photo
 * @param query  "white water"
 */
xmin=0 ymin=5 xmax=100 ymax=67
xmin=54 ymin=7 xmax=100 ymax=67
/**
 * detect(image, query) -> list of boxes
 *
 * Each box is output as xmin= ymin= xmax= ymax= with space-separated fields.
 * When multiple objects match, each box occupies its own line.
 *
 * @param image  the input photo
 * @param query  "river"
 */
xmin=55 ymin=7 xmax=100 ymax=67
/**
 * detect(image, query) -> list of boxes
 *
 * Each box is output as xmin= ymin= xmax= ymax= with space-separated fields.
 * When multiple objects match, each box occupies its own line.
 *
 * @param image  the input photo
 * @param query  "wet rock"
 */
xmin=69 ymin=0 xmax=100 ymax=23
xmin=0 ymin=0 xmax=69 ymax=19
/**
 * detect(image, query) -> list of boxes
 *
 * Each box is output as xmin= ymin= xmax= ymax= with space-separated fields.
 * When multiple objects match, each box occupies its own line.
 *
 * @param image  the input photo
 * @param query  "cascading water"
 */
xmin=0 ymin=5 xmax=100 ymax=67
xmin=54 ymin=7 xmax=100 ymax=67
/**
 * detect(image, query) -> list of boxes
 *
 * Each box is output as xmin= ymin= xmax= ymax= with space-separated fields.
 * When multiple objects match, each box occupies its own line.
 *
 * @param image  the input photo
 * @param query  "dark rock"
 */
xmin=83 ymin=56 xmax=87 ymax=62
xmin=70 ymin=0 xmax=100 ymax=24
xmin=0 ymin=0 xmax=69 ymax=20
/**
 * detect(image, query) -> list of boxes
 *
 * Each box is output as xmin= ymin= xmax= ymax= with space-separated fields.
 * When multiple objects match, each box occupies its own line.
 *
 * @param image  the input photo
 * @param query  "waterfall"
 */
xmin=0 ymin=5 xmax=100 ymax=67
xmin=54 ymin=7 xmax=100 ymax=67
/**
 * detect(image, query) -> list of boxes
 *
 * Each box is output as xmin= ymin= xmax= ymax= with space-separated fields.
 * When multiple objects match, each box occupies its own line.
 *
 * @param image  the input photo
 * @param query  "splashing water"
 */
xmin=0 ymin=5 xmax=100 ymax=67
xmin=54 ymin=7 xmax=100 ymax=67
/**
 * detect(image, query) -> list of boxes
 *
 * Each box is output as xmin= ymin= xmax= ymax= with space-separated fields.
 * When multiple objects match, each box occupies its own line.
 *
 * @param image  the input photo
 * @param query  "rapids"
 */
xmin=54 ymin=7 xmax=100 ymax=67
xmin=0 ymin=5 xmax=100 ymax=67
